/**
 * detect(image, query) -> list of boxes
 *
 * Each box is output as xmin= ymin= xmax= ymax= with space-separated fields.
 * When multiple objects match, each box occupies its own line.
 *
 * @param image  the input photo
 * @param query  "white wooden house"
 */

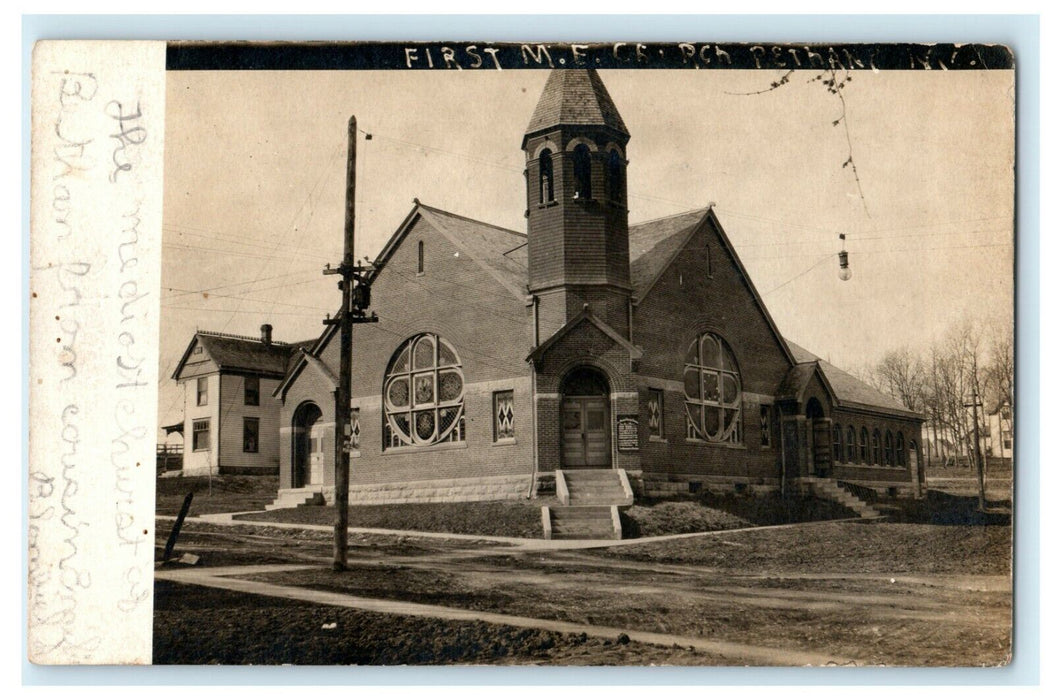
xmin=170 ymin=325 xmax=308 ymax=476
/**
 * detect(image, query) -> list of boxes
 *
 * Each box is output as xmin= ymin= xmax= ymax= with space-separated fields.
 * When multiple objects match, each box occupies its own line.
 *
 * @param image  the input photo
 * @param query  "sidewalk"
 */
xmin=157 ymin=512 xmax=868 ymax=551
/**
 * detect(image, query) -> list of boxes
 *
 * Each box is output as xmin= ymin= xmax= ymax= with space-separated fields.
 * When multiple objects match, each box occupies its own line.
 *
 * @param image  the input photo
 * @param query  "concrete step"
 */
xmin=265 ymin=490 xmax=324 ymax=511
xmin=547 ymin=505 xmax=619 ymax=540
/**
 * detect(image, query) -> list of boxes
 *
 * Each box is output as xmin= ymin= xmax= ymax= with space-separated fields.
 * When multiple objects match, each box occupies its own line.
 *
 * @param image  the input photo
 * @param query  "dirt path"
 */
xmin=156 ymin=564 xmax=859 ymax=667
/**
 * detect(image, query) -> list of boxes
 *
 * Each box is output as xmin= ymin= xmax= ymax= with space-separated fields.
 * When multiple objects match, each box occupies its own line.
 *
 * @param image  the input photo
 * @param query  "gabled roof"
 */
xmin=172 ymin=330 xmax=298 ymax=380
xmin=372 ymin=201 xmax=528 ymax=300
xmin=629 ymin=208 xmax=711 ymax=298
xmin=524 ymin=69 xmax=629 ymax=142
xmin=783 ymin=340 xmax=924 ymax=419
xmin=627 ymin=207 xmax=798 ymax=369
xmin=526 ymin=304 xmax=642 ymax=365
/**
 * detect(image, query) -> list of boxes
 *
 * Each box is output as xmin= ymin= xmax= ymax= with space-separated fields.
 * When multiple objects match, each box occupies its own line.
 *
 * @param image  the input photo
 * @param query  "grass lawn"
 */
xmin=601 ymin=520 xmax=1011 ymax=576
xmin=235 ymin=492 xmax=860 ymax=540
xmin=235 ymin=500 xmax=548 ymax=539
xmin=156 ymin=475 xmax=278 ymax=516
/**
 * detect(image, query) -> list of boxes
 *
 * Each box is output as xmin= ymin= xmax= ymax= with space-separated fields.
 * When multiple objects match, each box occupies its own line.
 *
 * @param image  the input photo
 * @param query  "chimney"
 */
xmin=260 ymin=324 xmax=273 ymax=345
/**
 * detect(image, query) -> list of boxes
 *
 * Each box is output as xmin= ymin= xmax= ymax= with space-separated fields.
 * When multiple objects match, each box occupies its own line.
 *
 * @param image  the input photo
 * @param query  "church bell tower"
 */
xmin=523 ymin=69 xmax=632 ymax=340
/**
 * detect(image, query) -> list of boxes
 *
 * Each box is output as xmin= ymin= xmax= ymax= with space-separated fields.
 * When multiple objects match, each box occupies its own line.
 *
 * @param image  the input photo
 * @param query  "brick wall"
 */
xmin=278 ymin=214 xmax=535 ymax=494
xmin=631 ymin=218 xmax=793 ymax=483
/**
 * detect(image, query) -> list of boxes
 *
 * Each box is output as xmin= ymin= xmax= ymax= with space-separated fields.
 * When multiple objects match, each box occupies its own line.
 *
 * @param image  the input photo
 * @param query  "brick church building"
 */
xmin=268 ymin=69 xmax=926 ymax=519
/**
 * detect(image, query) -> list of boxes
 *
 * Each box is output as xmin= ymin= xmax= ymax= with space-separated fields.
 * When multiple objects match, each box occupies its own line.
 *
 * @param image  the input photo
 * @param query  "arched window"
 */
xmin=538 ymin=149 xmax=555 ymax=204
xmin=872 ymin=429 xmax=881 ymax=465
xmin=684 ymin=333 xmax=741 ymax=444
xmin=832 ymin=424 xmax=842 ymax=462
xmin=896 ymin=431 xmax=906 ymax=467
xmin=846 ymin=426 xmax=856 ymax=463
xmin=885 ymin=430 xmax=894 ymax=466
xmin=606 ymin=149 xmax=624 ymax=203
xmin=859 ymin=428 xmax=870 ymax=463
xmin=383 ymin=333 xmax=465 ymax=448
xmin=572 ymin=144 xmax=592 ymax=200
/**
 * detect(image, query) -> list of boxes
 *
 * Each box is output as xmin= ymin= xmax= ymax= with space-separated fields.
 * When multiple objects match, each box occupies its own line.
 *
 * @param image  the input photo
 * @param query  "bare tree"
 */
xmin=873 ymin=347 xmax=926 ymax=412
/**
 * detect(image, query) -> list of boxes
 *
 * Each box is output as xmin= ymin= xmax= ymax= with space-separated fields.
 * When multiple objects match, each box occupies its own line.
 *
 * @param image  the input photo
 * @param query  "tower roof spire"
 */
xmin=524 ymin=69 xmax=629 ymax=142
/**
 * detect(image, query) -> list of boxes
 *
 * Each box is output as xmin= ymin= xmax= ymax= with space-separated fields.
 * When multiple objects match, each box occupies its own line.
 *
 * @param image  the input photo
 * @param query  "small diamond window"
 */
xmin=493 ymin=390 xmax=514 ymax=441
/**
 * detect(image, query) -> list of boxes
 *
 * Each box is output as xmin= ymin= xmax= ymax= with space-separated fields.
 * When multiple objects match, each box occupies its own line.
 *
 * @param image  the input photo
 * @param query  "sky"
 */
xmin=158 ymin=67 xmax=1015 ymax=438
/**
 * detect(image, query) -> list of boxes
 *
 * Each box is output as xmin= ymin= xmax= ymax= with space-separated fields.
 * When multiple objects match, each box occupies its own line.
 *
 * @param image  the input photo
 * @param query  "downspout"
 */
xmin=528 ymin=294 xmax=540 ymax=499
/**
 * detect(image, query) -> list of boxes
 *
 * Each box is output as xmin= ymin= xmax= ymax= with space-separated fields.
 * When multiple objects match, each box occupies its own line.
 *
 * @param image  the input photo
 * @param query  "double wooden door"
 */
xmin=561 ymin=396 xmax=611 ymax=468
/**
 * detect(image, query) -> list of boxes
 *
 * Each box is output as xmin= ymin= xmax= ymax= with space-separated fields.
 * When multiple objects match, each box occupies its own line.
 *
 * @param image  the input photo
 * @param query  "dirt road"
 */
xmin=154 ymin=520 xmax=1011 ymax=666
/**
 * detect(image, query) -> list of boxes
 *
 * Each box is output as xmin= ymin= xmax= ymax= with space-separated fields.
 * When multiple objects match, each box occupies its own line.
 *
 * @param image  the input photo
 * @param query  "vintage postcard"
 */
xmin=29 ymin=40 xmax=1015 ymax=667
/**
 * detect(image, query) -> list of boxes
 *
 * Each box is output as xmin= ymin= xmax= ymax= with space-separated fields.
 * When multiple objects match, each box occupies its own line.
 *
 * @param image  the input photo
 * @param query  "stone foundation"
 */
xmin=321 ymin=474 xmax=534 ymax=505
xmin=642 ymin=473 xmax=780 ymax=498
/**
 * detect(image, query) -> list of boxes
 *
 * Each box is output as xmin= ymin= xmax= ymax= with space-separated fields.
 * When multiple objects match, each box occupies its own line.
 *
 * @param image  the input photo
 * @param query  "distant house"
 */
xmin=170 ymin=325 xmax=309 ymax=476
xmin=985 ymin=401 xmax=1014 ymax=460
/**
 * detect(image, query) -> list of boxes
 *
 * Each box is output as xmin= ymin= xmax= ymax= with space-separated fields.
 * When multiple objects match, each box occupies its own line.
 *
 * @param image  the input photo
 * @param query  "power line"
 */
xmin=163 ymin=268 xmax=319 ymax=300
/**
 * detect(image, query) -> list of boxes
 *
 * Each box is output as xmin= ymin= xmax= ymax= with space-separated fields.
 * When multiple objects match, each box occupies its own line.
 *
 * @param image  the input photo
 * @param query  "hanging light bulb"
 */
xmin=838 ymin=233 xmax=852 ymax=281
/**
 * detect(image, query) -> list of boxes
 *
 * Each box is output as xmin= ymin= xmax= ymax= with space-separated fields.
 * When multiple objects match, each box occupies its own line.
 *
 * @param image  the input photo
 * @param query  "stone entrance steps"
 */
xmin=796 ymin=477 xmax=881 ymax=519
xmin=543 ymin=505 xmax=622 ymax=540
xmin=542 ymin=469 xmax=633 ymax=540
xmin=557 ymin=469 xmax=633 ymax=507
xmin=265 ymin=488 xmax=325 ymax=511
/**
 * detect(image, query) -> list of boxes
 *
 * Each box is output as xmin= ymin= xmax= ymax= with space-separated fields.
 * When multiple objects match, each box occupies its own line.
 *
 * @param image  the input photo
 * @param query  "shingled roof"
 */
xmin=173 ymin=331 xmax=299 ymax=380
xmin=628 ymin=208 xmax=711 ymax=298
xmin=783 ymin=340 xmax=923 ymax=418
xmin=416 ymin=204 xmax=528 ymax=298
xmin=524 ymin=69 xmax=629 ymax=140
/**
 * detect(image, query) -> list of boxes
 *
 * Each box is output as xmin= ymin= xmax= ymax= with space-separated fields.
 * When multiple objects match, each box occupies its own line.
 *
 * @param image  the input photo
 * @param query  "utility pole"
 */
xmin=965 ymin=385 xmax=986 ymax=512
xmin=324 ymin=116 xmax=378 ymax=571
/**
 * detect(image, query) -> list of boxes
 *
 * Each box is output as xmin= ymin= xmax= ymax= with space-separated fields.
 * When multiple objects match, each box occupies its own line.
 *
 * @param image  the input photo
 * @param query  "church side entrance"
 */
xmin=292 ymin=401 xmax=323 ymax=488
xmin=560 ymin=367 xmax=612 ymax=469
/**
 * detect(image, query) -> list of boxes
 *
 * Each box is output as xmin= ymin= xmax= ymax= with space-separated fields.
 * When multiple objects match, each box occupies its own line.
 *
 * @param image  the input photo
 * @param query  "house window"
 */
xmin=243 ymin=417 xmax=259 ymax=453
xmin=684 ymin=333 xmax=741 ymax=444
xmin=832 ymin=423 xmax=842 ymax=462
xmin=572 ymin=144 xmax=592 ymax=200
xmin=885 ymin=430 xmax=895 ymax=466
xmin=846 ymin=426 xmax=856 ymax=462
xmin=493 ymin=390 xmax=514 ymax=441
xmin=705 ymin=245 xmax=713 ymax=278
xmin=759 ymin=404 xmax=772 ymax=447
xmin=417 ymin=240 xmax=425 ymax=274
xmin=192 ymin=345 xmax=203 ymax=355
xmin=647 ymin=388 xmax=665 ymax=439
xmin=244 ymin=375 xmax=260 ymax=406
xmin=192 ymin=419 xmax=210 ymax=452
xmin=872 ymin=429 xmax=881 ymax=465
xmin=859 ymin=428 xmax=870 ymax=463
xmin=895 ymin=431 xmax=906 ymax=467
xmin=383 ymin=333 xmax=465 ymax=448
xmin=539 ymin=149 xmax=555 ymax=204
xmin=196 ymin=376 xmax=208 ymax=406
xmin=1003 ymin=438 xmax=1012 ymax=450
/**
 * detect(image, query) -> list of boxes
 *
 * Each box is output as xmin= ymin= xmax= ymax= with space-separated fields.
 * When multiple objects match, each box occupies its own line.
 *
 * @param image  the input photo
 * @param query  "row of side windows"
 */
xmin=832 ymin=424 xmax=907 ymax=467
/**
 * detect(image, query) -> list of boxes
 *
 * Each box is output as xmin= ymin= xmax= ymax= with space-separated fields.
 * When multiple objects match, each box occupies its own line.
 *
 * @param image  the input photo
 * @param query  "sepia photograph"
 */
xmin=51 ymin=41 xmax=1019 ymax=667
